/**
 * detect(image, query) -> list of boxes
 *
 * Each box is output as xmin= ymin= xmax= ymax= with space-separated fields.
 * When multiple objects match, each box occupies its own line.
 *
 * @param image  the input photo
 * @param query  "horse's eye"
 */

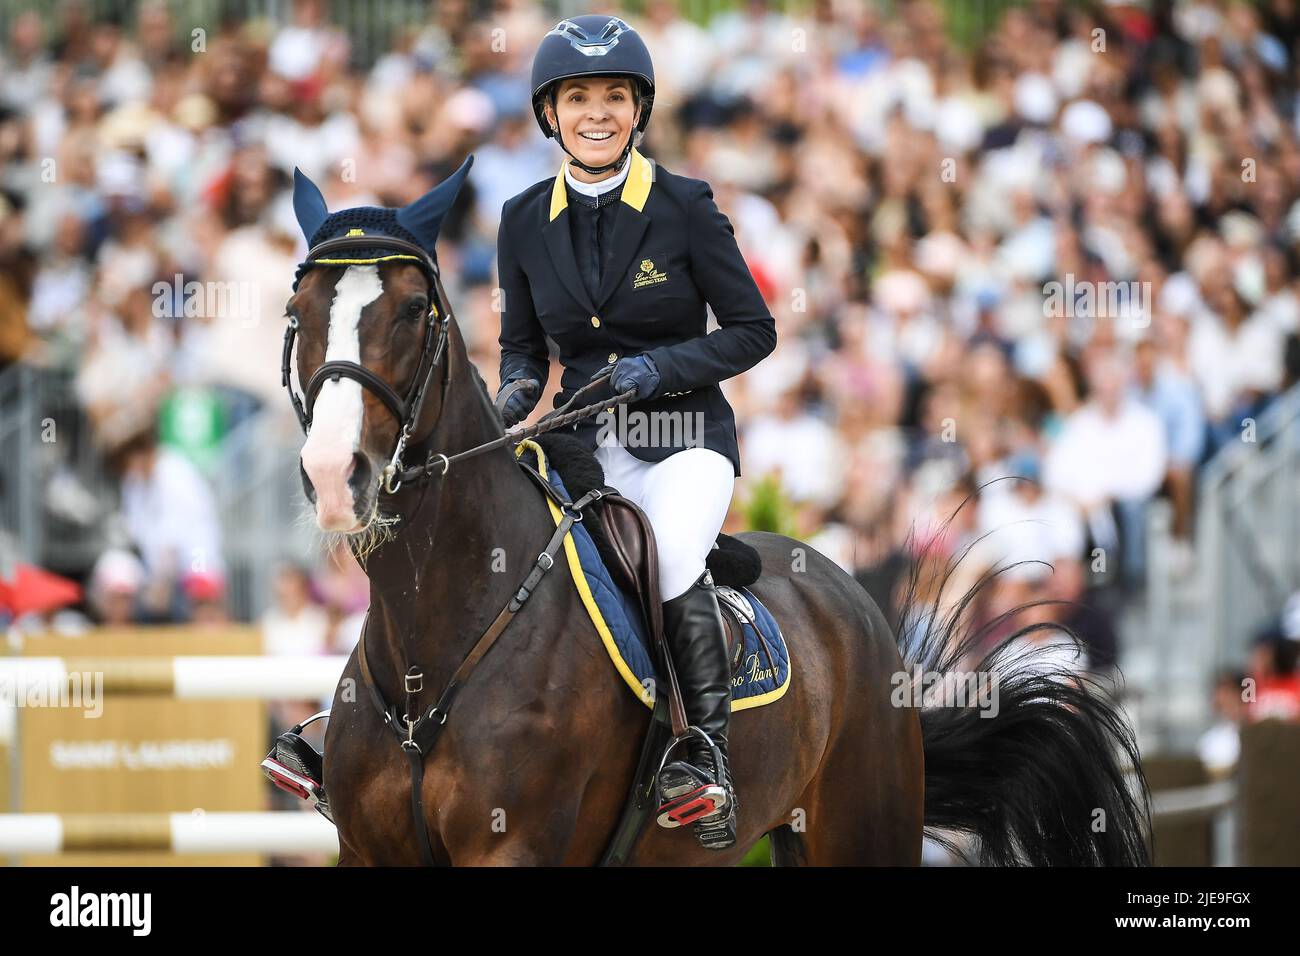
xmin=406 ymin=299 xmax=427 ymax=319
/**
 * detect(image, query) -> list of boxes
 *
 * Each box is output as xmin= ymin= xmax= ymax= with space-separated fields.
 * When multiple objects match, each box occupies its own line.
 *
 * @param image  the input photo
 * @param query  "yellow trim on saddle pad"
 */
xmin=516 ymin=439 xmax=791 ymax=713
xmin=517 ymin=439 xmax=650 ymax=705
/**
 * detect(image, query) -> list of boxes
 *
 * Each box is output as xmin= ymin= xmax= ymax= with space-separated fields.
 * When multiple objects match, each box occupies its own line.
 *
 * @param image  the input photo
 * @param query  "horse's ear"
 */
xmin=292 ymin=168 xmax=329 ymax=242
xmin=395 ymin=155 xmax=474 ymax=252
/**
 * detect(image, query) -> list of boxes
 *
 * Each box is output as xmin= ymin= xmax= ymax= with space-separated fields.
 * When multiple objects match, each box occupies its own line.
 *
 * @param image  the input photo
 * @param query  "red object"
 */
xmin=182 ymin=571 xmax=226 ymax=603
xmin=1250 ymin=674 xmax=1300 ymax=723
xmin=0 ymin=564 xmax=83 ymax=616
xmin=658 ymin=786 xmax=719 ymax=826
xmin=201 ymin=165 xmax=234 ymax=211
xmin=1115 ymin=8 xmax=1156 ymax=44
xmin=747 ymin=258 xmax=777 ymax=304
xmin=290 ymin=73 xmax=325 ymax=105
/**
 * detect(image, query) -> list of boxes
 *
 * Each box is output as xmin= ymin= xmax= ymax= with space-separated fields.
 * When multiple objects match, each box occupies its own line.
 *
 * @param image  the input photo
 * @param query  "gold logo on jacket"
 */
xmin=632 ymin=258 xmax=669 ymax=290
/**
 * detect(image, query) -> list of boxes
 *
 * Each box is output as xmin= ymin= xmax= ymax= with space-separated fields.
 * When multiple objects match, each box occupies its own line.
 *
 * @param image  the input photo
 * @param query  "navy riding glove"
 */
xmin=592 ymin=354 xmax=662 ymax=401
xmin=495 ymin=376 xmax=540 ymax=428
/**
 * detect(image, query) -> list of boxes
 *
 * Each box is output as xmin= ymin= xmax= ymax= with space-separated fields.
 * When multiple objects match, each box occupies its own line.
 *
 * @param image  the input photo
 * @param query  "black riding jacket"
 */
xmin=496 ymin=148 xmax=776 ymax=476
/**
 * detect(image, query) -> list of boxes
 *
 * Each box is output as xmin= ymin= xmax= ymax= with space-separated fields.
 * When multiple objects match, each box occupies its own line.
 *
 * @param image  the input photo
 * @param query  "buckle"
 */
xmin=400 ymin=713 xmax=421 ymax=752
xmin=405 ymin=669 xmax=424 ymax=694
xmin=382 ymin=462 xmax=403 ymax=495
xmin=537 ymin=552 xmax=554 ymax=571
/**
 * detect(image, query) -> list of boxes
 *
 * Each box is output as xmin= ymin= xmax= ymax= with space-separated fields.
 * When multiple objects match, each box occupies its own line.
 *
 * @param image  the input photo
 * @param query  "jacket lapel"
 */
xmin=595 ymin=205 xmax=648 ymax=310
xmin=594 ymin=148 xmax=655 ymax=310
xmin=541 ymin=162 xmax=598 ymax=316
xmin=540 ymin=149 xmax=658 ymax=315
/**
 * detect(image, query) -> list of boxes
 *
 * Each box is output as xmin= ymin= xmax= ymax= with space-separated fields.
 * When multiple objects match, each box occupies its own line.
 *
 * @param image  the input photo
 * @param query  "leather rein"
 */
xmin=284 ymin=233 xmax=634 ymax=865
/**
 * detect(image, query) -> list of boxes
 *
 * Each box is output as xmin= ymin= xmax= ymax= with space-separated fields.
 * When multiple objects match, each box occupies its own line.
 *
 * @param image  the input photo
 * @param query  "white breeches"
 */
xmin=593 ymin=439 xmax=735 ymax=601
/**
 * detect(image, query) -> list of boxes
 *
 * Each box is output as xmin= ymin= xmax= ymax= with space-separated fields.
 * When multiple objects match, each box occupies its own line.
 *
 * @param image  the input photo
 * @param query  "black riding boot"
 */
xmin=656 ymin=569 xmax=737 ymax=850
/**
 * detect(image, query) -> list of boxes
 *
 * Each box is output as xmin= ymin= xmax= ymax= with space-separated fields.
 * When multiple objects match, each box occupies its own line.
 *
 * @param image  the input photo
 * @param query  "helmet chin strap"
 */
xmin=553 ymin=125 xmax=635 ymax=176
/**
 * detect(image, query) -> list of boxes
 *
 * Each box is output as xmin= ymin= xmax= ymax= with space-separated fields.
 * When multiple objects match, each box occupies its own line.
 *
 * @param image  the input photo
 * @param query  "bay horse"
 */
xmin=284 ymin=163 xmax=1150 ymax=866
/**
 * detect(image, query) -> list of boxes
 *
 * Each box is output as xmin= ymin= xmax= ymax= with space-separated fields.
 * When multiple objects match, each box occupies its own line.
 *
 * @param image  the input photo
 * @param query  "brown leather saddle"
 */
xmin=596 ymin=492 xmax=746 ymax=678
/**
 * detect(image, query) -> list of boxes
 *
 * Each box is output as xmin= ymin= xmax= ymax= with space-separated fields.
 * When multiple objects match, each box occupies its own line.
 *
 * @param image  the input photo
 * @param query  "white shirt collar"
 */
xmin=564 ymin=157 xmax=630 ymax=198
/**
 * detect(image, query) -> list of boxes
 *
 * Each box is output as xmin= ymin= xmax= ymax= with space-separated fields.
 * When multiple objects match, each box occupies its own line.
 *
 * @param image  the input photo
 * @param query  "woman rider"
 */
xmin=494 ymin=15 xmax=776 ymax=850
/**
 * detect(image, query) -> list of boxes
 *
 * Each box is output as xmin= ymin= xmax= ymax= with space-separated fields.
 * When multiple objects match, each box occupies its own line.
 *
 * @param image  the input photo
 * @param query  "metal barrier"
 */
xmin=1197 ymin=385 xmax=1300 ymax=666
xmin=1134 ymin=382 xmax=1300 ymax=751
xmin=0 ymin=361 xmax=320 ymax=622
xmin=0 ymin=364 xmax=114 ymax=572
xmin=210 ymin=410 xmax=321 ymax=621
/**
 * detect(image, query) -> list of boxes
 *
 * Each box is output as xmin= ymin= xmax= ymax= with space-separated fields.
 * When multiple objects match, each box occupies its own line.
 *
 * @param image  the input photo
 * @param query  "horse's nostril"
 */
xmin=348 ymin=452 xmax=372 ymax=494
xmin=300 ymin=459 xmax=316 ymax=503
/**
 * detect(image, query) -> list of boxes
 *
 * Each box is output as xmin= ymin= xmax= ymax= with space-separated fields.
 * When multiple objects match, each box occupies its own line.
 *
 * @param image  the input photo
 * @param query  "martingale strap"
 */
xmin=356 ymin=474 xmax=606 ymax=866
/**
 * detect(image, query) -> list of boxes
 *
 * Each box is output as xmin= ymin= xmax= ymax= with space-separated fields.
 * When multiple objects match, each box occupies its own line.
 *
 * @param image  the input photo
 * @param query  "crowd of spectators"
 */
xmin=3 ymin=0 xmax=1300 ymax=696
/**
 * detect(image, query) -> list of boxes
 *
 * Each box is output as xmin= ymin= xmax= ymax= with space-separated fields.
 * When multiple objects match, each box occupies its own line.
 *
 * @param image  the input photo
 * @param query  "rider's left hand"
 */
xmin=591 ymin=354 xmax=661 ymax=401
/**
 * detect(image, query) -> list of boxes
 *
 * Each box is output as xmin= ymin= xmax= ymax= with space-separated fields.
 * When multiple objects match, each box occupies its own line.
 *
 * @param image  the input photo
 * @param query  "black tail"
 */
xmin=897 ymin=519 xmax=1151 ymax=866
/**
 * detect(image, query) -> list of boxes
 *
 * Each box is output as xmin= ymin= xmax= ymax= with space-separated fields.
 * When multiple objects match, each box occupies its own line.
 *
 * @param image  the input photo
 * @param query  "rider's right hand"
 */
xmin=497 ymin=377 xmax=541 ymax=428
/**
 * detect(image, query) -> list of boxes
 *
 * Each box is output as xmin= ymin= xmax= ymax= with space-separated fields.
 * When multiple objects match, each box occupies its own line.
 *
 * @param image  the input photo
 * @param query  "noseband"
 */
xmin=282 ymin=235 xmax=452 ymax=494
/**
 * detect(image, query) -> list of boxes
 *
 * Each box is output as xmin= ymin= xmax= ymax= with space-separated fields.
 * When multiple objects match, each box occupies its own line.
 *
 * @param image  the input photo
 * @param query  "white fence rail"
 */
xmin=0 ymin=655 xmax=347 ymax=699
xmin=0 ymin=812 xmax=336 ymax=854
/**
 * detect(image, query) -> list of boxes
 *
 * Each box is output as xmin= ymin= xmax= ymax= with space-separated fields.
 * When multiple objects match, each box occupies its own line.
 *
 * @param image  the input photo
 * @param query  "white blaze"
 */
xmin=300 ymin=265 xmax=384 ymax=531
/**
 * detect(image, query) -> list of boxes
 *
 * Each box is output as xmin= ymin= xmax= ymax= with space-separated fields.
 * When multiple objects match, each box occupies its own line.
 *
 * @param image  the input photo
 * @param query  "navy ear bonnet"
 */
xmin=290 ymin=156 xmax=474 ymax=290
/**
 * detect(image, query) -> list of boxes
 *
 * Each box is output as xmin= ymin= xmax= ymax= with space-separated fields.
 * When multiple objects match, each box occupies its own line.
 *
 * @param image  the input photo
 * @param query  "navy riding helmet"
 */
xmin=530 ymin=15 xmax=655 ymax=175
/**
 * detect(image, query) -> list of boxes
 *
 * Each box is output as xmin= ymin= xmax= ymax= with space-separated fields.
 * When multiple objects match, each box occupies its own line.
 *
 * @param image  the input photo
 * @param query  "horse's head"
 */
xmin=284 ymin=158 xmax=473 ymax=534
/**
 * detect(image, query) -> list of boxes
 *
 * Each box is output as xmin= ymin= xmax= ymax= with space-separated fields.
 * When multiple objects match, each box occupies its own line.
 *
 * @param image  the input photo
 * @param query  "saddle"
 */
xmin=596 ymin=496 xmax=748 ymax=673
xmin=533 ymin=432 xmax=761 ymax=672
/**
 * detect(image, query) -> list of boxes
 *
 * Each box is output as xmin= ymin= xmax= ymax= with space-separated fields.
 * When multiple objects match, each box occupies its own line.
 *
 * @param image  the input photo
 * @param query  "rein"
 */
xmin=286 ymin=232 xmax=638 ymax=865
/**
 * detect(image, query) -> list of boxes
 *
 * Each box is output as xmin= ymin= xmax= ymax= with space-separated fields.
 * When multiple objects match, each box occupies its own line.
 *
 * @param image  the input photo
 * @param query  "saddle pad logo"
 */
xmin=631 ymin=258 xmax=669 ymax=290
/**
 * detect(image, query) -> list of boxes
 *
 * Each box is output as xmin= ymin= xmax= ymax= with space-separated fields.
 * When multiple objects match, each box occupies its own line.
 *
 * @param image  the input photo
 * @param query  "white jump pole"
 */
xmin=0 ymin=656 xmax=348 ymax=699
xmin=0 ymin=812 xmax=338 ymax=854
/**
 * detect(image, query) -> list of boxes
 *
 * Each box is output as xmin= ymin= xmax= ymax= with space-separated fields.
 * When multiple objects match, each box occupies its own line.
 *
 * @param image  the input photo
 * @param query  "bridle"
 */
xmin=282 ymin=234 xmax=452 ymax=495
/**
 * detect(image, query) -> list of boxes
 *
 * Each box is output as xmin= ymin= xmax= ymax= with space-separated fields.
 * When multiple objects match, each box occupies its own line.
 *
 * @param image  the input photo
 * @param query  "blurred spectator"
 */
xmin=1134 ymin=319 xmax=1205 ymax=551
xmin=1247 ymin=592 xmax=1300 ymax=722
xmin=1198 ymin=669 xmax=1248 ymax=777
xmin=1043 ymin=351 xmax=1166 ymax=586
xmin=88 ymin=547 xmax=145 ymax=626
xmin=107 ymin=423 xmax=223 ymax=621
xmin=261 ymin=562 xmax=330 ymax=657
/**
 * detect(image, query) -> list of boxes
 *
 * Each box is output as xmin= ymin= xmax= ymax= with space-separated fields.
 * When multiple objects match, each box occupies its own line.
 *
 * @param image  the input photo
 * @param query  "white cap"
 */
xmin=1014 ymin=73 xmax=1058 ymax=125
xmin=1060 ymin=99 xmax=1113 ymax=145
xmin=91 ymin=548 xmax=146 ymax=595
xmin=1282 ymin=592 xmax=1300 ymax=641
